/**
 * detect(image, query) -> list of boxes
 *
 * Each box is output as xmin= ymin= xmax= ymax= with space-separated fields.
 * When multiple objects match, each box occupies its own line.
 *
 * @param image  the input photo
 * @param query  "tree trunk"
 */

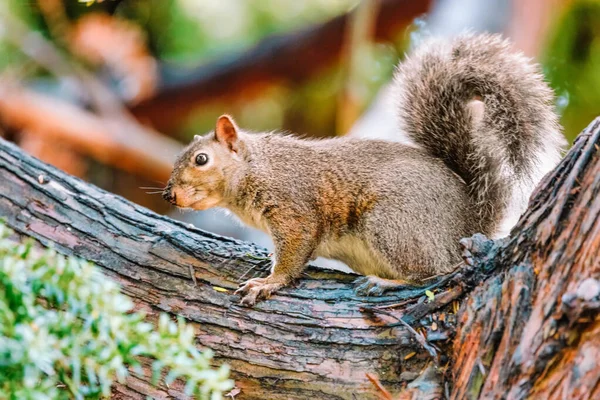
xmin=0 ymin=118 xmax=598 ymax=399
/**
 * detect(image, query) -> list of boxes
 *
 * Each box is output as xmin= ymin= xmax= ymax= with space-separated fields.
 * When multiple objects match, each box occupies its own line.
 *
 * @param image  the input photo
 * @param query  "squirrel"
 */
xmin=163 ymin=33 xmax=566 ymax=306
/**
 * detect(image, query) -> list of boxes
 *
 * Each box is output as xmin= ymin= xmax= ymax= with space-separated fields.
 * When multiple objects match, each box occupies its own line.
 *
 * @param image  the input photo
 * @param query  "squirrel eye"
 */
xmin=195 ymin=153 xmax=209 ymax=166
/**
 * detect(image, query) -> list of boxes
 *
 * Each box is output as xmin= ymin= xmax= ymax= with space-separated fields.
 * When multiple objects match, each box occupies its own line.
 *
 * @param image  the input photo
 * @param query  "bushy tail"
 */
xmin=393 ymin=33 xmax=565 ymax=236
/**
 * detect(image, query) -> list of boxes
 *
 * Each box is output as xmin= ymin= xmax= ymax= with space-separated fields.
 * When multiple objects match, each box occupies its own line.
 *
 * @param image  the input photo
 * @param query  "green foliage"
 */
xmin=0 ymin=221 xmax=233 ymax=399
xmin=543 ymin=0 xmax=600 ymax=143
xmin=121 ymin=0 xmax=358 ymax=64
xmin=425 ymin=290 xmax=435 ymax=302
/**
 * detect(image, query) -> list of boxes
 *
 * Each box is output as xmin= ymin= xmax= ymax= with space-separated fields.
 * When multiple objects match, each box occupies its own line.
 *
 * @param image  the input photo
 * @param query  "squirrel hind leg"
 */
xmin=354 ymin=275 xmax=417 ymax=296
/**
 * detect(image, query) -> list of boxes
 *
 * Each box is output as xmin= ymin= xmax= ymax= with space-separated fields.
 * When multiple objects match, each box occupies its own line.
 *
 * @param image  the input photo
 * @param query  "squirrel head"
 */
xmin=163 ymin=115 xmax=244 ymax=210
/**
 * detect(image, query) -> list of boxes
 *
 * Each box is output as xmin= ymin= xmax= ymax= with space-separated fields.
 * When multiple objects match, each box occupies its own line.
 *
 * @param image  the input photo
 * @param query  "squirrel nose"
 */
xmin=162 ymin=188 xmax=177 ymax=204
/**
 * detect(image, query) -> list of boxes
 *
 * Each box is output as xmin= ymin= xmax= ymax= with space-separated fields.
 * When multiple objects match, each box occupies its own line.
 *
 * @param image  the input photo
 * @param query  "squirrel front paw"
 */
xmin=235 ymin=275 xmax=286 ymax=306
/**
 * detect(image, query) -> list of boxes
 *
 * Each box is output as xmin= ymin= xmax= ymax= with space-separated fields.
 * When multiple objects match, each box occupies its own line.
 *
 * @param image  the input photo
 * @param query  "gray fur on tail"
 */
xmin=393 ymin=33 xmax=565 ymax=236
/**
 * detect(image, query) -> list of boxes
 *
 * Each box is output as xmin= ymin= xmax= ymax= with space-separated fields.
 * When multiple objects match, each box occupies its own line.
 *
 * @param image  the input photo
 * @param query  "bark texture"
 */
xmin=0 ymin=118 xmax=599 ymax=399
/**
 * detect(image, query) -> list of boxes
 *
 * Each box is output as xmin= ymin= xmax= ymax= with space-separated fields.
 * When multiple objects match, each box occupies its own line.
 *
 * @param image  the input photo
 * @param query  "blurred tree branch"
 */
xmin=507 ymin=0 xmax=573 ymax=57
xmin=0 ymin=7 xmax=117 ymax=115
xmin=0 ymin=6 xmax=180 ymax=182
xmin=0 ymin=83 xmax=181 ymax=182
xmin=130 ymin=0 xmax=433 ymax=134
xmin=336 ymin=0 xmax=381 ymax=135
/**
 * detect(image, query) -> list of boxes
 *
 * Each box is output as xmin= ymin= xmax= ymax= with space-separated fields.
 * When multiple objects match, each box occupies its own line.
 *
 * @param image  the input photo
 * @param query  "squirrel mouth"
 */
xmin=189 ymin=201 xmax=208 ymax=210
xmin=186 ymin=196 xmax=220 ymax=211
xmin=174 ymin=199 xmax=205 ymax=210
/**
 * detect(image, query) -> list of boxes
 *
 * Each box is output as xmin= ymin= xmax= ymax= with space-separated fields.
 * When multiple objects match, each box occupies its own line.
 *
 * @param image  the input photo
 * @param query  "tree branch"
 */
xmin=0 ymin=83 xmax=182 ymax=183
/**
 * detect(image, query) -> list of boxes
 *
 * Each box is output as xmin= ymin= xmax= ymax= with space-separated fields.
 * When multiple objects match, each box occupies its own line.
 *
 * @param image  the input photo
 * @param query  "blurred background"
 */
xmin=0 ymin=0 xmax=598 ymax=260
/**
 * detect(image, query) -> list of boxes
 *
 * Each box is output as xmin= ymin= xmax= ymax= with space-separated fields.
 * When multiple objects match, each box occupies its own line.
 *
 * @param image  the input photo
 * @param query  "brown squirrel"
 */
xmin=163 ymin=33 xmax=566 ymax=306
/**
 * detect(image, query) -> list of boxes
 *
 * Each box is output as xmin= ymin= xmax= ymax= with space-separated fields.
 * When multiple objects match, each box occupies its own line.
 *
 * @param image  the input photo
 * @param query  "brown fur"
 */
xmin=164 ymin=34 xmax=565 ymax=305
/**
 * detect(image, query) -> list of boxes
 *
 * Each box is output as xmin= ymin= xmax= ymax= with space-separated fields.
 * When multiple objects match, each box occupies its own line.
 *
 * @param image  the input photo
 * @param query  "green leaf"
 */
xmin=0 ymin=221 xmax=232 ymax=398
xmin=425 ymin=290 xmax=435 ymax=301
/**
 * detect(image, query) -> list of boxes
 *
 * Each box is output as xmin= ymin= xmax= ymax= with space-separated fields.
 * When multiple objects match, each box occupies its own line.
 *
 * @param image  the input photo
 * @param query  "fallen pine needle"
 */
xmin=366 ymin=373 xmax=393 ymax=400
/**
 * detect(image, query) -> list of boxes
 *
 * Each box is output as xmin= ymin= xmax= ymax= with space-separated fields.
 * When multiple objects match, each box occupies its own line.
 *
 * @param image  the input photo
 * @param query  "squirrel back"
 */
xmin=393 ymin=33 xmax=566 ymax=237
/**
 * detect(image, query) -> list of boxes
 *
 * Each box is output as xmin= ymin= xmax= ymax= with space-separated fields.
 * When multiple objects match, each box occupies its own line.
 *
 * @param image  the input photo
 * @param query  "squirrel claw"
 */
xmin=237 ymin=277 xmax=266 ymax=287
xmin=354 ymin=276 xmax=412 ymax=296
xmin=236 ymin=276 xmax=284 ymax=306
xmin=355 ymin=277 xmax=385 ymax=296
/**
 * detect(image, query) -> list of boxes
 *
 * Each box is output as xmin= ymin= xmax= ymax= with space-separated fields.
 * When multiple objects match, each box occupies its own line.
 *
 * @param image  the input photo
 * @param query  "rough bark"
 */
xmin=0 ymin=118 xmax=598 ymax=399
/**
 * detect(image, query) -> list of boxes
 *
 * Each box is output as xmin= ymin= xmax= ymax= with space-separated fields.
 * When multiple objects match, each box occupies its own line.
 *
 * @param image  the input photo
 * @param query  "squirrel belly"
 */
xmin=164 ymin=33 xmax=566 ymax=305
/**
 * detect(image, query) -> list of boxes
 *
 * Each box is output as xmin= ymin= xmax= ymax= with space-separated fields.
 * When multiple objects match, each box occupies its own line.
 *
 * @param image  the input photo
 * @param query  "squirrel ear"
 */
xmin=467 ymin=99 xmax=485 ymax=127
xmin=215 ymin=114 xmax=239 ymax=152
